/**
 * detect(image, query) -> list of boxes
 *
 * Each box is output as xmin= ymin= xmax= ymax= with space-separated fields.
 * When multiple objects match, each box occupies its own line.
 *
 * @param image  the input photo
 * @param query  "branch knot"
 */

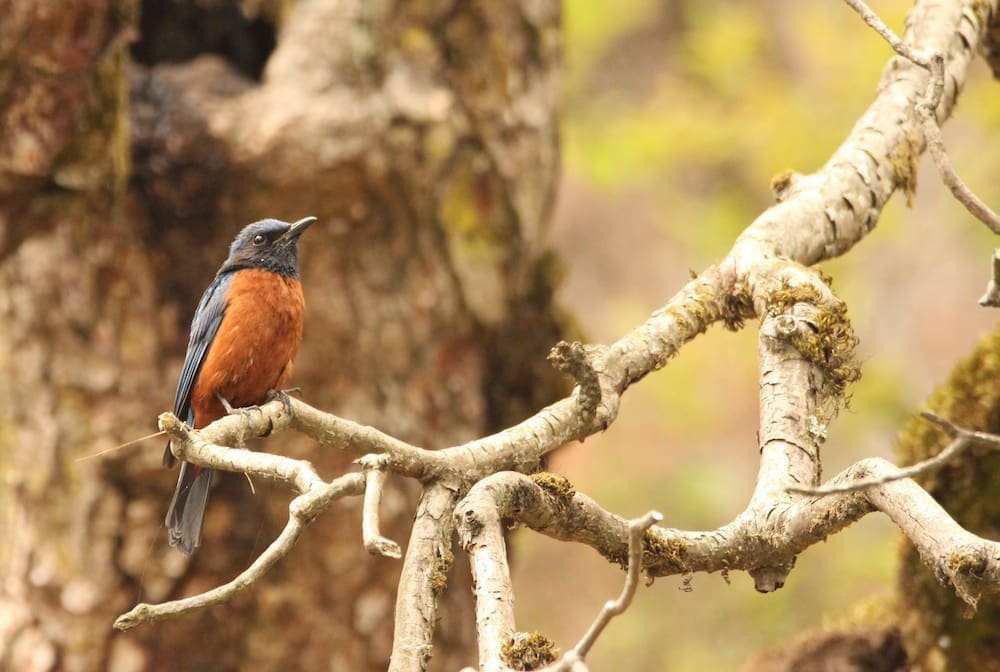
xmin=548 ymin=340 xmax=615 ymax=430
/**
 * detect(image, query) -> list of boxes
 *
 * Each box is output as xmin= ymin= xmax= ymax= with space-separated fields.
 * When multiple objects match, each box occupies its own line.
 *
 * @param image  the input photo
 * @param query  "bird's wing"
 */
xmin=173 ymin=273 xmax=233 ymax=425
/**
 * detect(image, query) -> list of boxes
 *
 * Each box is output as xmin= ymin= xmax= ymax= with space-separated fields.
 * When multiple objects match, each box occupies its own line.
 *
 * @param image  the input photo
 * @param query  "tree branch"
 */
xmin=359 ymin=454 xmax=403 ymax=559
xmin=820 ymin=458 xmax=1000 ymax=611
xmin=979 ymin=248 xmax=1000 ymax=307
xmin=453 ymin=455 xmax=999 ymax=637
xmin=113 ymin=472 xmax=365 ymax=631
xmin=388 ymin=483 xmax=460 ymax=672
xmin=455 ymin=480 xmax=518 ymax=672
xmin=117 ymin=2 xmax=1000 ymax=666
xmin=788 ymin=411 xmax=1000 ymax=496
xmin=842 ymin=0 xmax=1000 ymax=234
xmin=561 ymin=511 xmax=663 ymax=665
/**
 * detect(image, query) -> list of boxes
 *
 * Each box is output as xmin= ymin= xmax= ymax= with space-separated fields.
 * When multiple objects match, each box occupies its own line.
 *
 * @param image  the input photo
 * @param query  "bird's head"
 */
xmin=221 ymin=216 xmax=316 ymax=278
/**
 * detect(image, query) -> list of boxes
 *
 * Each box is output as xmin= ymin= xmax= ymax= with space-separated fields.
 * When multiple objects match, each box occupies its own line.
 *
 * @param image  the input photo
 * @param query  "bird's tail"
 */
xmin=165 ymin=462 xmax=214 ymax=555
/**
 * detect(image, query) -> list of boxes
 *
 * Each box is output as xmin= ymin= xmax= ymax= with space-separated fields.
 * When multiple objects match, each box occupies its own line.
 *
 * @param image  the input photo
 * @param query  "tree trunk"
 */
xmin=0 ymin=1 xmax=565 ymax=670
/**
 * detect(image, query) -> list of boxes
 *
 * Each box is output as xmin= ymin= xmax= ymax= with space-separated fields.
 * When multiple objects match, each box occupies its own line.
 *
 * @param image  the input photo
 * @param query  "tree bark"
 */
xmin=0 ymin=1 xmax=565 ymax=670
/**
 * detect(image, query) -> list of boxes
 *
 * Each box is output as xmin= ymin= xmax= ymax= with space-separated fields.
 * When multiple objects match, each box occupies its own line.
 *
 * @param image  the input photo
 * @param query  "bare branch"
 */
xmin=289 ymin=398 xmax=442 ymax=478
xmin=456 ymin=476 xmax=662 ymax=672
xmin=461 ymin=457 xmax=999 ymax=611
xmin=456 ymin=482 xmax=518 ymax=672
xmin=359 ymin=454 xmax=403 ymax=559
xmin=788 ymin=412 xmax=1000 ymax=496
xmin=532 ymin=510 xmax=663 ymax=672
xmin=158 ymin=411 xmax=323 ymax=493
xmin=741 ymin=305 xmax=835 ymax=591
xmin=389 ymin=484 xmax=460 ymax=672
xmin=916 ymin=60 xmax=1000 ymax=234
xmin=114 ymin=472 xmax=365 ymax=630
xmin=826 ymin=458 xmax=1000 ymax=610
xmin=117 ymin=4 xmax=1000 ymax=663
xmin=565 ymin=511 xmax=663 ymax=664
xmin=841 ymin=0 xmax=933 ymax=66
xmin=842 ymin=0 xmax=1000 ymax=234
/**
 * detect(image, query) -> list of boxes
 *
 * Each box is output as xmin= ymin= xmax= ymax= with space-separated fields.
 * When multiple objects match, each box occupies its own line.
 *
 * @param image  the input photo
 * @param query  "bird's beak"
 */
xmin=280 ymin=216 xmax=317 ymax=242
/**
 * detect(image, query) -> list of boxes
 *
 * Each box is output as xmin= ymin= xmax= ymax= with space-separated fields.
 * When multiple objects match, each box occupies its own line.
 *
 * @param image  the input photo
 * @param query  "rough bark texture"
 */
xmin=0 ymin=1 xmax=564 ymax=670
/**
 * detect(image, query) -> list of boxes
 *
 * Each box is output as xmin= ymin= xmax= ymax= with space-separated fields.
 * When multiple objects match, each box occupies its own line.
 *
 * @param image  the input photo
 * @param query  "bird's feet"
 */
xmin=216 ymin=393 xmax=261 ymax=417
xmin=265 ymin=387 xmax=300 ymax=422
xmin=216 ymin=393 xmax=266 ymax=440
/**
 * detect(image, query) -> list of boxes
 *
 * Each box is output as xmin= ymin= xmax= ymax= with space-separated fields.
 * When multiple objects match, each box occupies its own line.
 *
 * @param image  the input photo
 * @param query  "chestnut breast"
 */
xmin=190 ymin=268 xmax=305 ymax=427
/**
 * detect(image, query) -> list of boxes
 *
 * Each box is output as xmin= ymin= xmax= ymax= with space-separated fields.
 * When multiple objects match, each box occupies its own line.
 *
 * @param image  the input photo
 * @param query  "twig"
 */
xmin=840 ymin=0 xmax=932 ymax=66
xmin=788 ymin=412 xmax=1000 ymax=496
xmin=453 ymin=504 xmax=662 ymax=672
xmin=564 ymin=511 xmax=663 ymax=663
xmin=842 ymin=0 xmax=1000 ymax=234
xmin=979 ymin=249 xmax=1000 ymax=307
xmin=916 ymin=64 xmax=1000 ymax=234
xmin=114 ymin=472 xmax=365 ymax=630
xmin=359 ymin=454 xmax=402 ymax=559
xmin=505 ymin=511 xmax=665 ymax=672
xmin=75 ymin=429 xmax=166 ymax=462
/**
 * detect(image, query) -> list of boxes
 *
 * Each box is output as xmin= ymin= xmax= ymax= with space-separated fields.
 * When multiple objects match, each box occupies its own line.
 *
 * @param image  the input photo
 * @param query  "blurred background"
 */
xmin=1 ymin=1 xmax=997 ymax=670
xmin=513 ymin=1 xmax=999 ymax=669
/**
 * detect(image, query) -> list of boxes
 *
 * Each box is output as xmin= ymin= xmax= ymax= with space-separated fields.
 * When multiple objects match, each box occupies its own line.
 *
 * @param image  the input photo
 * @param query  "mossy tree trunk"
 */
xmin=0 ymin=1 xmax=564 ymax=670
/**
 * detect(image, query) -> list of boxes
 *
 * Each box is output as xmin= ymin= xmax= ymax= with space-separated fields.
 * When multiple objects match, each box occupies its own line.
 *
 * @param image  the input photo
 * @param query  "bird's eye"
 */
xmin=252 ymin=234 xmax=266 ymax=246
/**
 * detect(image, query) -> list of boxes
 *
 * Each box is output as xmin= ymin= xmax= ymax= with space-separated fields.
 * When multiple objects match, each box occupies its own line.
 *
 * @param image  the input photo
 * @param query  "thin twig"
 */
xmin=563 ymin=510 xmax=663 ymax=664
xmin=359 ymin=454 xmax=402 ymax=559
xmin=917 ymin=83 xmax=1000 ymax=233
xmin=842 ymin=0 xmax=1000 ymax=234
xmin=979 ymin=249 xmax=1000 ymax=307
xmin=75 ymin=430 xmax=166 ymax=462
xmin=788 ymin=412 xmax=1000 ymax=496
xmin=840 ymin=0 xmax=931 ymax=66
xmin=534 ymin=511 xmax=664 ymax=672
xmin=114 ymin=472 xmax=365 ymax=630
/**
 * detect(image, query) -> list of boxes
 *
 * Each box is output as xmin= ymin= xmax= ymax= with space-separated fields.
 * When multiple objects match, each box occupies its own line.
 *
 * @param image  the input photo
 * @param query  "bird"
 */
xmin=163 ymin=216 xmax=315 ymax=555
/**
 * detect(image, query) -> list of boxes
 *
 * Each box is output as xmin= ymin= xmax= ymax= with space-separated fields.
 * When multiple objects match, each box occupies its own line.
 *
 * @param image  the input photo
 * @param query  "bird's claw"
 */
xmin=266 ymin=387 xmax=299 ymax=422
xmin=216 ymin=393 xmax=267 ymax=439
xmin=216 ymin=392 xmax=260 ymax=417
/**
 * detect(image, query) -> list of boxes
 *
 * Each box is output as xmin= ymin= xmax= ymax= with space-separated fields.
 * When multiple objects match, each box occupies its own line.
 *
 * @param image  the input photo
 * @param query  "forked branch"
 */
xmin=842 ymin=0 xmax=1000 ymax=235
xmin=113 ymin=3 xmax=1000 ymax=670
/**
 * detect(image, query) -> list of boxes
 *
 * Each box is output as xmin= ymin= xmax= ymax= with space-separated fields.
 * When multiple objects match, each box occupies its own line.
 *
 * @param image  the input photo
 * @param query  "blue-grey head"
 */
xmin=220 ymin=216 xmax=316 ymax=278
